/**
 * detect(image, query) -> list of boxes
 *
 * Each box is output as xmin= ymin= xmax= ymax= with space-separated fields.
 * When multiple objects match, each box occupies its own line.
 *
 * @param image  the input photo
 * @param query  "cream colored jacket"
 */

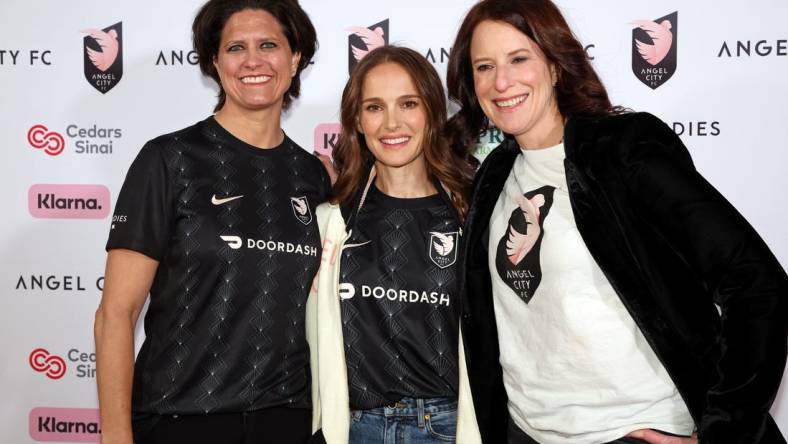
xmin=306 ymin=175 xmax=481 ymax=444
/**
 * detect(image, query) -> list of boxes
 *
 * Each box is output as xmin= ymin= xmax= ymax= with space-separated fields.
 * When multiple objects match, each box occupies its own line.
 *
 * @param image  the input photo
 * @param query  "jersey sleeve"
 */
xmin=106 ymin=140 xmax=174 ymax=261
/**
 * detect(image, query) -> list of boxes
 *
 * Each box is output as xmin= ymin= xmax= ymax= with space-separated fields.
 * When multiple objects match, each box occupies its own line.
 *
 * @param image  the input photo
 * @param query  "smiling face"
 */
xmin=470 ymin=20 xmax=563 ymax=148
xmin=359 ymin=62 xmax=428 ymax=173
xmin=213 ymin=9 xmax=300 ymax=114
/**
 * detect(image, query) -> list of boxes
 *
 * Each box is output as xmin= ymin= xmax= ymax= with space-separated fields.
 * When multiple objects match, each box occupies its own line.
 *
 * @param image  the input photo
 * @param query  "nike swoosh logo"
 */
xmin=211 ymin=194 xmax=244 ymax=205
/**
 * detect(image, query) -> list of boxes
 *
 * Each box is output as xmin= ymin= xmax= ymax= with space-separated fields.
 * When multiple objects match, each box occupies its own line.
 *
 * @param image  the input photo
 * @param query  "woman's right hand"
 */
xmin=95 ymin=249 xmax=158 ymax=444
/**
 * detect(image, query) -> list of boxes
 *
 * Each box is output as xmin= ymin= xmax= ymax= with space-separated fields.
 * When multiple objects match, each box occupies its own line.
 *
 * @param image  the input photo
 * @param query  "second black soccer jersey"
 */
xmin=340 ymin=184 xmax=460 ymax=410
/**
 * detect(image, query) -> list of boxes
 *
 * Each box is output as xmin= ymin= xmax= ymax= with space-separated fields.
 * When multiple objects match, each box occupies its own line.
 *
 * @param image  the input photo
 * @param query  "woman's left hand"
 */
xmin=627 ymin=429 xmax=698 ymax=444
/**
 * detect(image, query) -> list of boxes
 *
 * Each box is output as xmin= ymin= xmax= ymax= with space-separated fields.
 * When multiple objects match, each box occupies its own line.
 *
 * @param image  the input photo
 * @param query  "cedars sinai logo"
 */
xmin=81 ymin=22 xmax=123 ymax=93
xmin=630 ymin=11 xmax=677 ymax=89
xmin=29 ymin=348 xmax=67 ymax=380
xmin=27 ymin=125 xmax=65 ymax=156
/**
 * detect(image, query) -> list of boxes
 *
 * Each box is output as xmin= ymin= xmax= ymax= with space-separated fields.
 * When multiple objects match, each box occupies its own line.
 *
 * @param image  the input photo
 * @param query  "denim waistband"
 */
xmin=355 ymin=397 xmax=457 ymax=418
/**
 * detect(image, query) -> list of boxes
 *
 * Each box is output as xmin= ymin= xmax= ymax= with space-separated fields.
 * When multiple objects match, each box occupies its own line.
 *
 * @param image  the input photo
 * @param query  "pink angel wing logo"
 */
xmin=506 ymin=194 xmax=545 ymax=265
xmin=290 ymin=197 xmax=308 ymax=215
xmin=346 ymin=26 xmax=386 ymax=62
xmin=631 ymin=19 xmax=673 ymax=66
xmin=81 ymin=28 xmax=119 ymax=71
xmin=430 ymin=232 xmax=455 ymax=257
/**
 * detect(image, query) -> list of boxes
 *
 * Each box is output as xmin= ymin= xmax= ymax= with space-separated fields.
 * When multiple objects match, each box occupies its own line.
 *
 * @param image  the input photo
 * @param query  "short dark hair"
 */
xmin=446 ymin=0 xmax=619 ymax=149
xmin=192 ymin=0 xmax=317 ymax=111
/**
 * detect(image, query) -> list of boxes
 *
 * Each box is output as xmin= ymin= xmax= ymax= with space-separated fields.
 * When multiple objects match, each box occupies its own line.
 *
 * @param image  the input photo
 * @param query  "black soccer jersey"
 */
xmin=340 ymin=184 xmax=460 ymax=410
xmin=106 ymin=116 xmax=329 ymax=415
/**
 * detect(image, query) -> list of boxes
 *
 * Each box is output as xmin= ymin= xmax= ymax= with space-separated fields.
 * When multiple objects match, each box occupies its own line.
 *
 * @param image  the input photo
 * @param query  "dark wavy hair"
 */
xmin=192 ymin=0 xmax=317 ymax=112
xmin=446 ymin=0 xmax=621 ymax=149
xmin=332 ymin=46 xmax=476 ymax=222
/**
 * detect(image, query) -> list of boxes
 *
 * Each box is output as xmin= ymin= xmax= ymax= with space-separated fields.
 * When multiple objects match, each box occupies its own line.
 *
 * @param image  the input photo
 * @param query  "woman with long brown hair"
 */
xmin=447 ymin=0 xmax=788 ymax=443
xmin=308 ymin=45 xmax=481 ymax=443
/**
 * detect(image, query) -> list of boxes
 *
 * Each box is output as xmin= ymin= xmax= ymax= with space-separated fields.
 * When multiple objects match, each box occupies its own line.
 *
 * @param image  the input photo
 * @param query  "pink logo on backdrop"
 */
xmin=630 ymin=11 xmax=677 ymax=89
xmin=346 ymin=19 xmax=389 ymax=74
xmin=81 ymin=22 xmax=123 ymax=93
xmin=28 ymin=184 xmax=110 ymax=219
xmin=29 ymin=348 xmax=67 ymax=380
xmin=28 ymin=125 xmax=66 ymax=156
xmin=29 ymin=407 xmax=100 ymax=442
xmin=314 ymin=123 xmax=341 ymax=160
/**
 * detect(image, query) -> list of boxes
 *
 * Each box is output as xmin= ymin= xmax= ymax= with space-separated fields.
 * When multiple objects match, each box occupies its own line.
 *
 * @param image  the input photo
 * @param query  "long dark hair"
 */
xmin=446 ymin=0 xmax=621 ymax=149
xmin=192 ymin=0 xmax=317 ymax=111
xmin=332 ymin=46 xmax=475 ymax=222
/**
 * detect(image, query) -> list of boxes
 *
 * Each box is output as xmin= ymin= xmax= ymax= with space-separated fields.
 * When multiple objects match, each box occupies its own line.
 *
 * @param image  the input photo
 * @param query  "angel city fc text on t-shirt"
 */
xmin=340 ymin=184 xmax=460 ymax=410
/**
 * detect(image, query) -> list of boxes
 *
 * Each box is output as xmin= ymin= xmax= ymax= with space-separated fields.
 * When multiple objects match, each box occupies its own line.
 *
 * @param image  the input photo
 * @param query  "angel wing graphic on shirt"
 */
xmin=290 ymin=196 xmax=313 ymax=225
xmin=291 ymin=197 xmax=308 ymax=215
xmin=430 ymin=231 xmax=455 ymax=257
xmin=505 ymin=194 xmax=545 ymax=266
xmin=81 ymin=28 xmax=119 ymax=71
xmin=429 ymin=231 xmax=458 ymax=269
xmin=631 ymin=19 xmax=673 ymax=66
xmin=346 ymin=26 xmax=386 ymax=62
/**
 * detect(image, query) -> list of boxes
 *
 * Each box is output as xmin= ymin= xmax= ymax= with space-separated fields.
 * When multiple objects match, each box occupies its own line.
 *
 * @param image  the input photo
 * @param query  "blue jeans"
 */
xmin=349 ymin=397 xmax=457 ymax=444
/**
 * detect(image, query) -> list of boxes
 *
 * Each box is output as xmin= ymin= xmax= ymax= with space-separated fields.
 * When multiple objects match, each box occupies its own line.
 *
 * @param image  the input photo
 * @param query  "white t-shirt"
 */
xmin=488 ymin=142 xmax=694 ymax=443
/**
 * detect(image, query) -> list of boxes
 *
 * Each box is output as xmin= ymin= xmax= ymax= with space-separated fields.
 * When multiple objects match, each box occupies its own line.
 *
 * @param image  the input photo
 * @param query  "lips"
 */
xmin=379 ymin=136 xmax=411 ymax=148
xmin=494 ymin=94 xmax=528 ymax=108
xmin=240 ymin=75 xmax=272 ymax=84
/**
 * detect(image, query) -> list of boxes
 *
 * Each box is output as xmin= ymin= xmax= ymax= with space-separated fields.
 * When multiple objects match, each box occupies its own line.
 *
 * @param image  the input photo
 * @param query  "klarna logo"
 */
xmin=28 ymin=184 xmax=110 ymax=219
xmin=29 ymin=407 xmax=100 ymax=442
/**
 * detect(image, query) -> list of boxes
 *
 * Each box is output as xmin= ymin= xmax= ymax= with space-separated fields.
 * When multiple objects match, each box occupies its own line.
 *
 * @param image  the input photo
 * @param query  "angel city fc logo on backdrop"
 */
xmin=495 ymin=186 xmax=555 ymax=304
xmin=429 ymin=231 xmax=458 ymax=269
xmin=347 ymin=19 xmax=389 ymax=74
xmin=81 ymin=22 xmax=122 ymax=93
xmin=631 ymin=12 xmax=677 ymax=89
xmin=290 ymin=196 xmax=313 ymax=225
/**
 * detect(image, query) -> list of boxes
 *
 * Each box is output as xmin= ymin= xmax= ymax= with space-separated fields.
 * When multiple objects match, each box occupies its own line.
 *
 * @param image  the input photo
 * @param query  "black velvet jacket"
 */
xmin=459 ymin=112 xmax=788 ymax=443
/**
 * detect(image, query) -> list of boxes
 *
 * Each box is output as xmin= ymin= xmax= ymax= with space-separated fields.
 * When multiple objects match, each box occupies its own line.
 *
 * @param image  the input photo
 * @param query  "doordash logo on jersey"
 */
xmin=28 ymin=184 xmax=110 ymax=219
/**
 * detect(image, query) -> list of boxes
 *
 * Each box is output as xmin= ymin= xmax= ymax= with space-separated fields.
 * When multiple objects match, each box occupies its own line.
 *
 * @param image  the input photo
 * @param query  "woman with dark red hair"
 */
xmin=446 ymin=1 xmax=788 ymax=443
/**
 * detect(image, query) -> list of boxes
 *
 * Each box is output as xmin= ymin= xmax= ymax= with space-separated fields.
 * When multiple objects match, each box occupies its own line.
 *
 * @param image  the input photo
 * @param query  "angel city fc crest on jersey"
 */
xmin=347 ymin=19 xmax=389 ymax=74
xmin=429 ymin=231 xmax=458 ymax=269
xmin=82 ymin=22 xmax=123 ymax=94
xmin=631 ymin=12 xmax=677 ymax=89
xmin=290 ymin=196 xmax=313 ymax=225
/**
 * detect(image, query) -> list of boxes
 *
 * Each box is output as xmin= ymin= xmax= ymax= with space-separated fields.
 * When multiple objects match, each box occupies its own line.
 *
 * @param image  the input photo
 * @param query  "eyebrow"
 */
xmin=224 ymin=36 xmax=279 ymax=45
xmin=472 ymin=48 xmax=532 ymax=64
xmin=361 ymin=94 xmax=421 ymax=103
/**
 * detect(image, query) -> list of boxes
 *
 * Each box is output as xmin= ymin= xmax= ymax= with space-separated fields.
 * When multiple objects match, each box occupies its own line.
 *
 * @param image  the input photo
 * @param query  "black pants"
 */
xmin=507 ymin=418 xmax=650 ymax=444
xmin=133 ymin=406 xmax=311 ymax=444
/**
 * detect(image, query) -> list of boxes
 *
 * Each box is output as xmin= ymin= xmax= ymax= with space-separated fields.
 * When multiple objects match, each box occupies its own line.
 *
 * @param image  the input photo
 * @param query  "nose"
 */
xmin=383 ymin=108 xmax=400 ymax=131
xmin=243 ymin=50 xmax=263 ymax=69
xmin=495 ymin=65 xmax=513 ymax=93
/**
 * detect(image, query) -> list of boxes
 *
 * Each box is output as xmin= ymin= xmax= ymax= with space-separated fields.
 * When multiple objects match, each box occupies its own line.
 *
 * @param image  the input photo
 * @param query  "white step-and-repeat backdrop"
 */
xmin=2 ymin=0 xmax=786 ymax=441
